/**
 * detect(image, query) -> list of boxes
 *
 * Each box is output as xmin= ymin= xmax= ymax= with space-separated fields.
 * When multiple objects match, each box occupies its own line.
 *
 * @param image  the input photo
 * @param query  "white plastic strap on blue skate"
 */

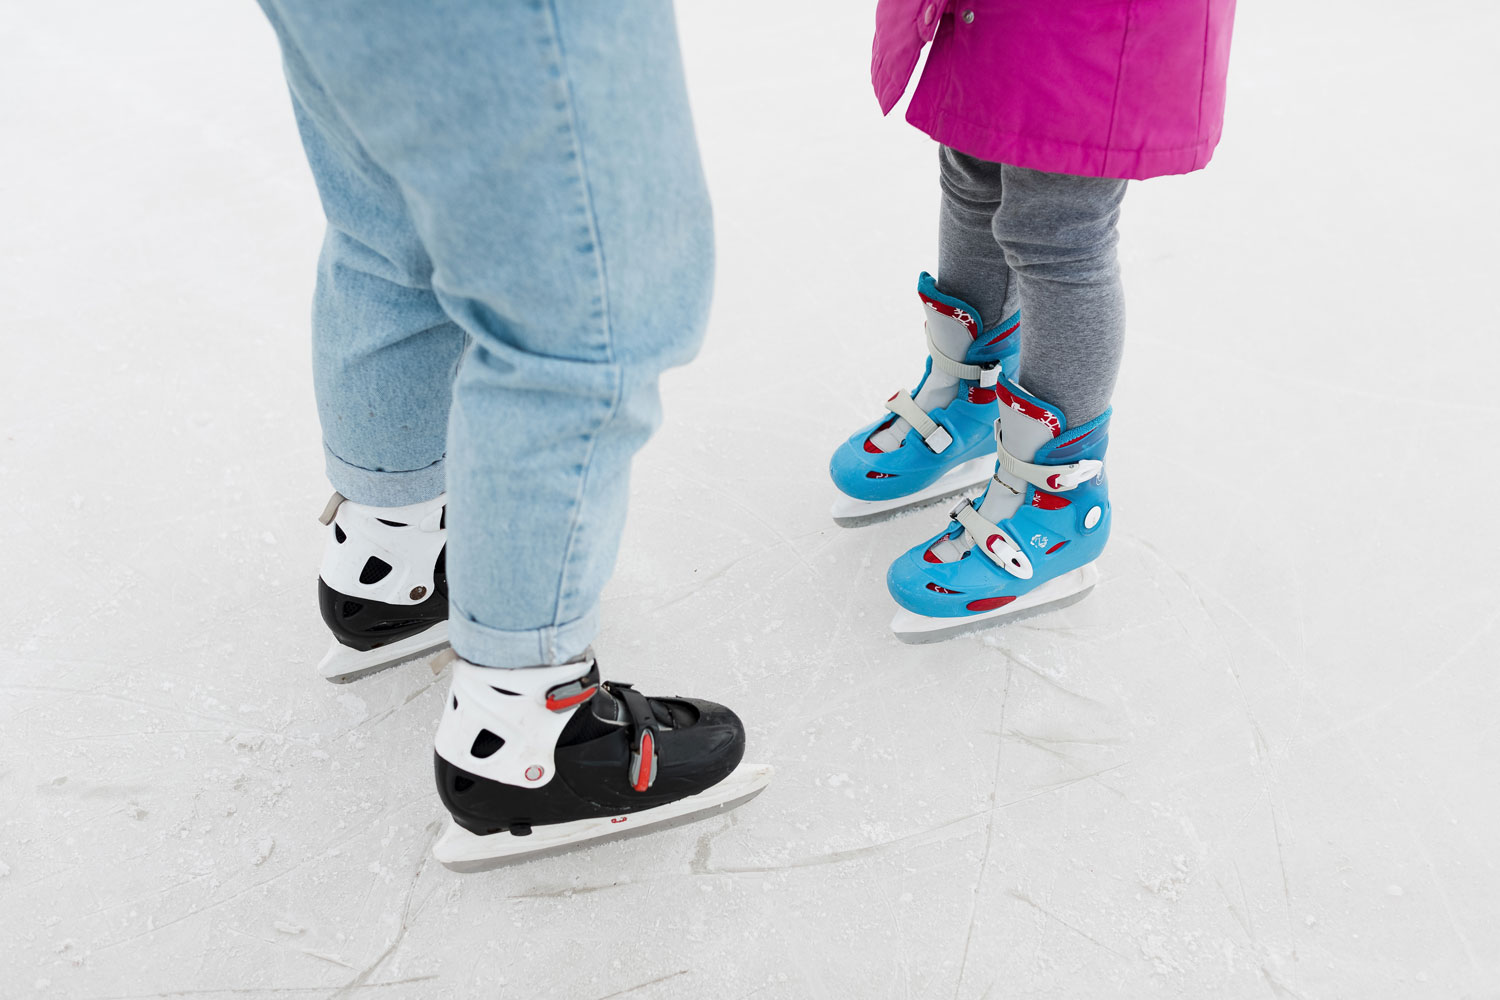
xmin=925 ymin=322 xmax=1000 ymax=388
xmin=949 ymin=498 xmax=1034 ymax=580
xmin=884 ymin=391 xmax=953 ymax=454
xmin=995 ymin=435 xmax=1103 ymax=492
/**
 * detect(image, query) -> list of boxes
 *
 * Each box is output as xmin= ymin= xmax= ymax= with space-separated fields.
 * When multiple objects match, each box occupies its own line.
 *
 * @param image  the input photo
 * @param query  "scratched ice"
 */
xmin=2 ymin=1 xmax=1498 ymax=997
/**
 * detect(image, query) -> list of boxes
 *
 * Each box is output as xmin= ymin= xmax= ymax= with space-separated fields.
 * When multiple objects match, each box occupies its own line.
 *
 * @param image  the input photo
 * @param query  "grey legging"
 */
xmin=936 ymin=146 xmax=1127 ymax=426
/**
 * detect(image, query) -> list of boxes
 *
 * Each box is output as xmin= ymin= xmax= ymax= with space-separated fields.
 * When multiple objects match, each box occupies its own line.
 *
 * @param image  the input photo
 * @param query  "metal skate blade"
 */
xmin=433 ymin=763 xmax=774 ymax=872
xmin=890 ymin=564 xmax=1100 ymax=644
xmin=830 ymin=456 xmax=992 ymax=528
xmin=317 ymin=621 xmax=450 ymax=684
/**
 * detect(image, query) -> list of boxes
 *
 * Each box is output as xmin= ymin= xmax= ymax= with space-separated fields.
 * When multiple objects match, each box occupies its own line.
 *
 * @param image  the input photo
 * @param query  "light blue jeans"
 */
xmin=256 ymin=0 xmax=713 ymax=668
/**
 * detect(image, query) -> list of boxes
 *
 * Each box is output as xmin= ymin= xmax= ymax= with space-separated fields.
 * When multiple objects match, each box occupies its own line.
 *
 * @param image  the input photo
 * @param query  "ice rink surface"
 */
xmin=3 ymin=1 xmax=1499 ymax=997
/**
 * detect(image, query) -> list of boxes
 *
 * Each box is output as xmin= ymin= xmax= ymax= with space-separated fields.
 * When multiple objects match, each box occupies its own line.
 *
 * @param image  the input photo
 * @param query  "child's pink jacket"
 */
xmin=873 ymin=0 xmax=1236 ymax=180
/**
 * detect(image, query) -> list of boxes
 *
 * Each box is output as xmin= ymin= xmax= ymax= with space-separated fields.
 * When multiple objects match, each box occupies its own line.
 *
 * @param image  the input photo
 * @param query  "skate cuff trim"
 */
xmin=949 ymin=499 xmax=1034 ymax=580
xmin=996 ymin=436 xmax=1103 ymax=492
xmin=884 ymin=391 xmax=953 ymax=454
xmin=613 ymin=684 xmax=661 ymax=793
xmin=925 ymin=322 xmax=1001 ymax=387
xmin=545 ymin=660 xmax=601 ymax=712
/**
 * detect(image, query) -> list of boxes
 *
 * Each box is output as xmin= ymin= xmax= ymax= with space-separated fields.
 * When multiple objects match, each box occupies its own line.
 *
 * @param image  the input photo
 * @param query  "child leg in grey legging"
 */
xmin=936 ymin=146 xmax=1127 ymax=426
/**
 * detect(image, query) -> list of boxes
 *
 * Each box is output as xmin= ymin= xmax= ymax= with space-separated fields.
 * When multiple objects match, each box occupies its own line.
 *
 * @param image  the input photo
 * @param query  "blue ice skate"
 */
xmin=886 ymin=374 xmax=1111 ymax=642
xmin=829 ymin=272 xmax=1021 ymax=524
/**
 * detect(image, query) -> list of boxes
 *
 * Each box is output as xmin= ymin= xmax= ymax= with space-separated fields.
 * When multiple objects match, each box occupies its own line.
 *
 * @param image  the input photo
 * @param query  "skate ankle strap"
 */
xmin=949 ymin=498 xmax=1034 ymax=580
xmin=611 ymin=683 xmax=660 ymax=793
xmin=884 ymin=391 xmax=953 ymax=454
xmin=925 ymin=322 xmax=1001 ymax=387
xmin=544 ymin=659 xmax=601 ymax=712
xmin=996 ymin=435 xmax=1103 ymax=492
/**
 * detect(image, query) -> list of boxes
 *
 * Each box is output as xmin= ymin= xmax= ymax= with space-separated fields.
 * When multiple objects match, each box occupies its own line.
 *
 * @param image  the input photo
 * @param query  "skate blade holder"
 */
xmin=948 ymin=497 xmax=1034 ymax=580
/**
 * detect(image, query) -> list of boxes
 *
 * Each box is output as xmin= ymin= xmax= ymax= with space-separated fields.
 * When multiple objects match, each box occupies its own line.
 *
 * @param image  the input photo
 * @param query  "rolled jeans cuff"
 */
xmin=447 ymin=599 xmax=600 ymax=669
xmin=324 ymin=443 xmax=446 ymax=507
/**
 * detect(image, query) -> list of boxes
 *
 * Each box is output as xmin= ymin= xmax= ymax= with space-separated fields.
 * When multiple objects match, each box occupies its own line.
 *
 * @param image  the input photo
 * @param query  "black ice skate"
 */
xmin=315 ymin=491 xmax=450 ymax=683
xmin=431 ymin=650 xmax=772 ymax=870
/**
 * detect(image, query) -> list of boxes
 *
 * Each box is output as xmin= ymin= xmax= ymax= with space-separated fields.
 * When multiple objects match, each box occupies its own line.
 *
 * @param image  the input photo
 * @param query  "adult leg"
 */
xmin=259 ymin=0 xmax=714 ymax=668
xmin=257 ymin=0 xmax=464 ymax=506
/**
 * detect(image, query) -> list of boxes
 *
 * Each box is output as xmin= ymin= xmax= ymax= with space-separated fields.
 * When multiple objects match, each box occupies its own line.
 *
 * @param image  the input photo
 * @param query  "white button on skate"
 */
xmin=524 ymin=766 xmax=544 ymax=782
xmin=1085 ymin=506 xmax=1102 ymax=530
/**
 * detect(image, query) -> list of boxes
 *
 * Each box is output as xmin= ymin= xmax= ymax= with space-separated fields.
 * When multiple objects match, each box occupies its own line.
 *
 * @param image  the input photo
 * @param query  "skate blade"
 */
xmin=890 ymin=563 xmax=1100 ymax=644
xmin=317 ymin=621 xmax=450 ymax=684
xmin=830 ymin=456 xmax=992 ymax=527
xmin=432 ymin=762 xmax=774 ymax=872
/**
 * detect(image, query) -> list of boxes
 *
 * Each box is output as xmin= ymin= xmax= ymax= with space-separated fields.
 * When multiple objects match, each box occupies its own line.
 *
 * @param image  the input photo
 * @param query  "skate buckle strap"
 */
xmin=884 ymin=391 xmax=953 ymax=454
xmin=995 ymin=433 xmax=1103 ymax=492
xmin=544 ymin=659 xmax=601 ymax=713
xmin=611 ymin=683 xmax=660 ymax=793
xmin=318 ymin=492 xmax=346 ymax=526
xmin=948 ymin=498 xmax=1034 ymax=580
xmin=925 ymin=321 xmax=1001 ymax=387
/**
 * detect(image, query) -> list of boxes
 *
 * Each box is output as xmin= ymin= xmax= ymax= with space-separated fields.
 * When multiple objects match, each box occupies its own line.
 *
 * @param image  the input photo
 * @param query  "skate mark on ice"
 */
xmin=1006 ymin=888 xmax=1129 ymax=961
xmin=78 ymin=979 xmax=440 ymax=997
xmin=706 ymin=807 xmax=987 ymax=874
xmin=224 ymin=924 xmax=354 ymax=971
xmin=990 ymin=647 xmax=1105 ymax=706
xmin=953 ymin=663 xmax=1012 ymax=1000
xmin=995 ymin=760 xmax=1131 ymax=809
xmin=688 ymin=809 xmax=739 ymax=875
xmin=588 ymin=968 xmax=689 ymax=1000
xmin=328 ymin=823 xmax=441 ymax=999
xmin=1138 ymin=535 xmax=1307 ymax=987
xmin=505 ymin=879 xmax=639 ymax=901
xmin=330 ymin=670 xmax=445 ymax=744
xmin=87 ymin=795 xmax=434 ymax=955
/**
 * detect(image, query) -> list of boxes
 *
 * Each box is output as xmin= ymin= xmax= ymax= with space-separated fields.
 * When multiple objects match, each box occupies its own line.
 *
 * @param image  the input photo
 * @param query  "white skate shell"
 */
xmin=889 ymin=563 xmax=1099 ymax=644
xmin=829 ymin=455 xmax=993 ymax=526
xmin=432 ymin=762 xmax=774 ymax=872
xmin=316 ymin=621 xmax=450 ymax=684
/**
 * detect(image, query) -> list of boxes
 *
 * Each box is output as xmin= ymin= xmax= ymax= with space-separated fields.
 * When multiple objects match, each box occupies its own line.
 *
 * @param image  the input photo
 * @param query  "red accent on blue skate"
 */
xmin=866 ymin=471 xmax=897 ymax=479
xmin=545 ymin=685 xmax=598 ymax=712
xmin=926 ymin=583 xmax=961 ymax=594
xmin=982 ymin=321 xmax=1020 ymax=348
xmin=864 ymin=416 xmax=898 ymax=453
xmin=966 ymin=595 xmax=1017 ymax=612
xmin=923 ymin=545 xmax=943 ymax=563
xmin=968 ymin=386 xmax=999 ymax=404
xmin=884 ymin=408 xmax=1113 ymax=622
xmin=994 ymin=383 xmax=1061 ymax=437
xmin=917 ymin=292 xmax=979 ymax=338
xmin=632 ymin=731 xmax=654 ymax=793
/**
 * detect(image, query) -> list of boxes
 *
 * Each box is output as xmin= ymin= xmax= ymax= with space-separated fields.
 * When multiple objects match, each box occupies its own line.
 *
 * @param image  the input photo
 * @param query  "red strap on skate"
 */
xmin=544 ymin=661 xmax=602 ymax=712
xmin=613 ymin=683 xmax=660 ymax=793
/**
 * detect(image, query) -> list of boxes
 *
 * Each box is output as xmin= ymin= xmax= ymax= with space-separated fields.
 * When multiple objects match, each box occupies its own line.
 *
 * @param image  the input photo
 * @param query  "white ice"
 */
xmin=3 ymin=1 xmax=1498 ymax=997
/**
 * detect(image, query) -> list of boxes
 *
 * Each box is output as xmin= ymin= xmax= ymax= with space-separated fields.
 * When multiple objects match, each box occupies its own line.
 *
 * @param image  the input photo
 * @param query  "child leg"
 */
xmin=936 ymin=146 xmax=1019 ymax=338
xmin=988 ymin=160 xmax=1127 ymax=426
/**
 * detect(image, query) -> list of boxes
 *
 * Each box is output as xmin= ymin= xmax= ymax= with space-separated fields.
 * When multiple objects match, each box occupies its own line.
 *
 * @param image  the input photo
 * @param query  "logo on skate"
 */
xmin=524 ymin=765 xmax=544 ymax=782
xmin=611 ymin=817 xmax=628 ymax=824
xmin=1030 ymin=534 xmax=1050 ymax=550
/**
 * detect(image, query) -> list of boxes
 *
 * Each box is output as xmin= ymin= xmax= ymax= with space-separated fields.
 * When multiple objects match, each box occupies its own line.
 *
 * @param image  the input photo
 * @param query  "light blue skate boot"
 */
xmin=829 ymin=272 xmax=1020 ymax=525
xmin=886 ymin=374 xmax=1111 ymax=642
